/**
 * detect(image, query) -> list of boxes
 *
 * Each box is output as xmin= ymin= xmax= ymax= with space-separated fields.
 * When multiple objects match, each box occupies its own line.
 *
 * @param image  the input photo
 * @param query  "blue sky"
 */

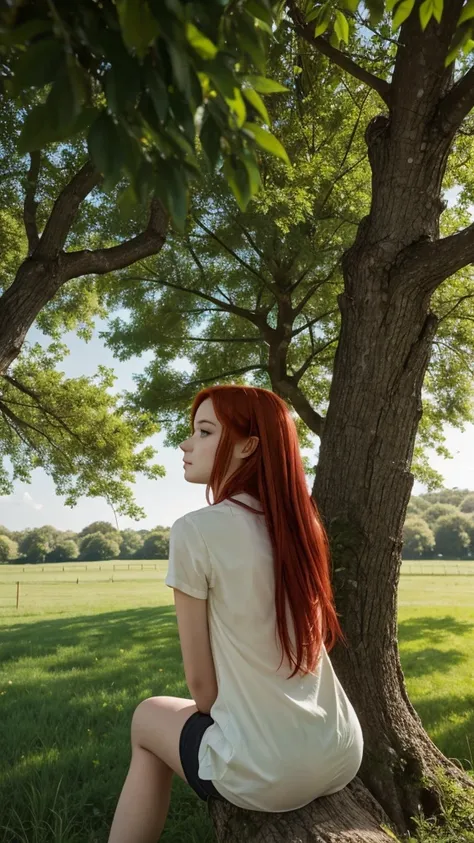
xmin=1 ymin=318 xmax=473 ymax=534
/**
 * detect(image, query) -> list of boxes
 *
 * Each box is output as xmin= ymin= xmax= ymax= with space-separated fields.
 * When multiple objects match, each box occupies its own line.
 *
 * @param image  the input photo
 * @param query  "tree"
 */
xmin=423 ymin=503 xmax=459 ymax=526
xmin=460 ymin=493 xmax=474 ymax=513
xmin=402 ymin=517 xmax=435 ymax=559
xmin=0 ymin=534 xmax=18 ymax=562
xmin=118 ymin=529 xmax=144 ymax=559
xmin=46 ymin=539 xmax=79 ymax=563
xmin=17 ymin=525 xmax=59 ymax=563
xmin=79 ymin=532 xmax=121 ymax=561
xmin=434 ymin=513 xmax=473 ymax=559
xmin=78 ymin=521 xmax=120 ymax=539
xmin=138 ymin=530 xmax=169 ymax=560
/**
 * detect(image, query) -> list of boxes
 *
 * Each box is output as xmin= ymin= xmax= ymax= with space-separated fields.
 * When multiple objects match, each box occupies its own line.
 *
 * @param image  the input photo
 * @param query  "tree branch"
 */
xmin=271 ymin=376 xmax=325 ymax=437
xmin=436 ymin=65 xmax=474 ymax=135
xmin=118 ymin=273 xmax=270 ymax=333
xmin=35 ymin=160 xmax=102 ymax=258
xmin=62 ymin=200 xmax=168 ymax=279
xmin=23 ymin=151 xmax=41 ymax=254
xmin=292 ymin=335 xmax=339 ymax=384
xmin=183 ymin=364 xmax=265 ymax=391
xmin=285 ymin=0 xmax=391 ymax=105
xmin=0 ymin=398 xmax=77 ymax=470
xmin=398 ymin=221 xmax=474 ymax=293
xmin=2 ymin=373 xmax=88 ymax=447
xmin=194 ymin=218 xmax=276 ymax=293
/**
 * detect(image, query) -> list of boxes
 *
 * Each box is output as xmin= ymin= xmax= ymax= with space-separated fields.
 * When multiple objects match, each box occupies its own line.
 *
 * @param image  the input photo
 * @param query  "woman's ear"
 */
xmin=242 ymin=436 xmax=259 ymax=458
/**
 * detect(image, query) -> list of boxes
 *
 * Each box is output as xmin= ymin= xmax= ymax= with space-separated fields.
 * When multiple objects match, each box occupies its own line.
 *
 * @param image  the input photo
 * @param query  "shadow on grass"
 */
xmin=0 ymin=606 xmax=215 ymax=843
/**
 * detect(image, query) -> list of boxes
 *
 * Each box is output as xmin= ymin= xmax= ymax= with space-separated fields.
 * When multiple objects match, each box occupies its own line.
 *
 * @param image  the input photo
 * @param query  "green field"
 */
xmin=1 ymin=560 xmax=473 ymax=843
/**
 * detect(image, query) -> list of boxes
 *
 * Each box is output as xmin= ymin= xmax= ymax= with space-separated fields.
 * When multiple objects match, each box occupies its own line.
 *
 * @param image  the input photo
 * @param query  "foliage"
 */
xmin=46 ymin=540 xmax=79 ymax=563
xmin=137 ymin=530 xmax=169 ymax=559
xmin=403 ymin=489 xmax=474 ymax=559
xmin=0 ymin=342 xmax=165 ymax=519
xmin=0 ymin=534 xmax=17 ymax=562
xmin=78 ymin=521 xmax=120 ymax=539
xmin=78 ymin=532 xmax=121 ymax=561
xmin=434 ymin=513 xmax=473 ymax=558
xmin=403 ymin=517 xmax=435 ymax=559
xmin=0 ymin=0 xmax=289 ymax=228
xmin=460 ymin=493 xmax=474 ymax=513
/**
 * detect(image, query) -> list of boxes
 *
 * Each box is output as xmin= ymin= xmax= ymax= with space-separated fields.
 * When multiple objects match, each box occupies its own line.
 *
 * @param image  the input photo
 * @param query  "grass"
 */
xmin=0 ymin=560 xmax=473 ymax=842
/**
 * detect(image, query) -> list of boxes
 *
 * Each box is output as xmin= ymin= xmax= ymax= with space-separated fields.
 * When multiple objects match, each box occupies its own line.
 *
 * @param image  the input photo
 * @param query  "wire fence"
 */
xmin=1 ymin=561 xmax=474 ymax=610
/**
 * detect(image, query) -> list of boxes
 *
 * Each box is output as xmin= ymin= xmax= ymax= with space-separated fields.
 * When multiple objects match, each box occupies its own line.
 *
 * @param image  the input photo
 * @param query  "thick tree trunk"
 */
xmin=209 ymin=778 xmax=398 ymax=842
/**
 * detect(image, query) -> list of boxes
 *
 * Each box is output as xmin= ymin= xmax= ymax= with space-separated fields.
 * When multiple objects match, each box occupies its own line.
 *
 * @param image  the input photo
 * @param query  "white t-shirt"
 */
xmin=165 ymin=492 xmax=364 ymax=812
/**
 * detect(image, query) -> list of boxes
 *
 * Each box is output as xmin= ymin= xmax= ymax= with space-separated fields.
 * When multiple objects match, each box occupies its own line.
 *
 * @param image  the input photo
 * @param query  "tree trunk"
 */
xmin=209 ymin=778 xmax=398 ymax=842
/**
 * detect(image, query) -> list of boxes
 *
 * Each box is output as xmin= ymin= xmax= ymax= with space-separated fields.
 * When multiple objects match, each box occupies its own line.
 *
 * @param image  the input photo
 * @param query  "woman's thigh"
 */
xmin=131 ymin=696 xmax=198 ymax=782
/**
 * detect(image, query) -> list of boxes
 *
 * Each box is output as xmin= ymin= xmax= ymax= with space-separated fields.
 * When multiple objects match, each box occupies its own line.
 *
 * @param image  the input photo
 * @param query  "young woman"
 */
xmin=108 ymin=384 xmax=363 ymax=842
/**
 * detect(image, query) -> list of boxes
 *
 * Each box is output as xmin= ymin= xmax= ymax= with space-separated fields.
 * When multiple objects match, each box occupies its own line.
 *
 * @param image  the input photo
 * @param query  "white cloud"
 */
xmin=23 ymin=492 xmax=44 ymax=511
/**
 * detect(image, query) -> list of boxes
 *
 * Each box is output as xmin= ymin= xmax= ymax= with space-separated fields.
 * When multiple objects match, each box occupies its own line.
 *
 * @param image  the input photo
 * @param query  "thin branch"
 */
xmin=285 ymin=0 xmax=391 ymax=106
xmin=194 ymin=218 xmax=274 ymax=290
xmin=35 ymin=160 xmax=102 ymax=258
xmin=116 ymin=273 xmax=269 ymax=332
xmin=432 ymin=339 xmax=474 ymax=379
xmin=436 ymin=65 xmax=474 ymax=135
xmin=23 ymin=151 xmax=41 ymax=254
xmin=2 ymin=374 xmax=89 ymax=447
xmin=0 ymin=399 xmax=77 ymax=470
xmin=183 ymin=364 xmax=265 ymax=390
xmin=292 ymin=308 xmax=339 ymax=337
xmin=292 ymin=336 xmax=339 ymax=384
xmin=163 ymin=335 xmax=264 ymax=343
xmin=436 ymin=292 xmax=474 ymax=324
xmin=62 ymin=199 xmax=168 ymax=280
xmin=293 ymin=269 xmax=339 ymax=316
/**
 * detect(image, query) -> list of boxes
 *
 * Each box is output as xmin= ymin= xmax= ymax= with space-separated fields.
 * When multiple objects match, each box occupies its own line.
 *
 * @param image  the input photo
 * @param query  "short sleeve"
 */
xmin=165 ymin=515 xmax=212 ymax=600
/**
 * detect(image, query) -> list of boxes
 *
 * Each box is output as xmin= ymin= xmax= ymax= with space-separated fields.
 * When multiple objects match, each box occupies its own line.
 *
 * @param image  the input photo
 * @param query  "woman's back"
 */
xmin=166 ymin=492 xmax=364 ymax=812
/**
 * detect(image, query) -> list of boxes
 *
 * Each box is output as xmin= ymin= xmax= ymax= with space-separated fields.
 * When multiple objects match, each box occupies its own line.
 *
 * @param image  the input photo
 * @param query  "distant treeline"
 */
xmin=0 ymin=520 xmax=170 ymax=564
xmin=1 ymin=487 xmax=474 ymax=563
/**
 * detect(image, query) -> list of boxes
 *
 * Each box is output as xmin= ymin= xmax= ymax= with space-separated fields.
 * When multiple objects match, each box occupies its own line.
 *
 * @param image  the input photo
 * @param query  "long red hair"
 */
xmin=189 ymin=384 xmax=347 ymax=679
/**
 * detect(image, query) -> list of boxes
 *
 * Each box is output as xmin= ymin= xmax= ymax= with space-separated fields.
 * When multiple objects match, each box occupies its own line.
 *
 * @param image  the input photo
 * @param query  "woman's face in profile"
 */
xmin=180 ymin=397 xmax=222 ymax=485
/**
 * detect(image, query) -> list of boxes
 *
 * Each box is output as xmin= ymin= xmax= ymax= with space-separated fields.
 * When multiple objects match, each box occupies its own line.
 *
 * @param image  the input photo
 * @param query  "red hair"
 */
xmin=189 ymin=384 xmax=347 ymax=679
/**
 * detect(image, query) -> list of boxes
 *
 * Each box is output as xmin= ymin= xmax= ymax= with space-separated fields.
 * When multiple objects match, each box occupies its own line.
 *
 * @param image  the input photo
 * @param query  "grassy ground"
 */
xmin=0 ymin=560 xmax=473 ymax=842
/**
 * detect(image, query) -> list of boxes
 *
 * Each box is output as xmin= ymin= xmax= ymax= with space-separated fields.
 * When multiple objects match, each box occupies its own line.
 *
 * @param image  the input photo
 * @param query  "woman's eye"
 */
xmin=199 ymin=429 xmax=210 ymax=437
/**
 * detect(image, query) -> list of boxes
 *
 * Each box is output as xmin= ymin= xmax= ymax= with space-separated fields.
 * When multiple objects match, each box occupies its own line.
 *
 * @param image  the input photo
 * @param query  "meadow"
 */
xmin=0 ymin=559 xmax=473 ymax=842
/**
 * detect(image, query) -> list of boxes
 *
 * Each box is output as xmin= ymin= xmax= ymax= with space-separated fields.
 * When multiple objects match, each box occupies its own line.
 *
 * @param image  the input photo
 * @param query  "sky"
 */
xmin=1 ymin=316 xmax=473 ymax=534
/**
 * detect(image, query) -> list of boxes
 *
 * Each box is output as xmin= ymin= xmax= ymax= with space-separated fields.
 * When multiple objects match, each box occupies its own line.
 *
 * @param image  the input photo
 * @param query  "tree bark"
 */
xmin=209 ymin=777 xmax=397 ymax=842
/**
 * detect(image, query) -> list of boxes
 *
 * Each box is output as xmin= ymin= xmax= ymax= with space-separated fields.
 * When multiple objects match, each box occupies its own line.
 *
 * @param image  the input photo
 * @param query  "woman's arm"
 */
xmin=172 ymin=588 xmax=219 ymax=713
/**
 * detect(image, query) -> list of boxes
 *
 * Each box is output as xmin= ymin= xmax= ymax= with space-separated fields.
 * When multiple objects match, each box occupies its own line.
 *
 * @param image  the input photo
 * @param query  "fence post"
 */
xmin=16 ymin=581 xmax=20 ymax=609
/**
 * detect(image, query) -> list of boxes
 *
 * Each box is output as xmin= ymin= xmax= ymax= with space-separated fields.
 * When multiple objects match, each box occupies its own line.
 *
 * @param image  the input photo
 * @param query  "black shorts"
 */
xmin=179 ymin=711 xmax=229 ymax=803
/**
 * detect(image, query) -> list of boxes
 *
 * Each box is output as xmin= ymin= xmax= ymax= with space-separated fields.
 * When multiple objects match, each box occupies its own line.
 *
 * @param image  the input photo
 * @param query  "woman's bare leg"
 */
xmin=108 ymin=696 xmax=198 ymax=843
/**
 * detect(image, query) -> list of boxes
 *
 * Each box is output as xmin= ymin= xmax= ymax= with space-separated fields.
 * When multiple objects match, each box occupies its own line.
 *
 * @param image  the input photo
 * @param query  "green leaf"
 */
xmin=239 ymin=148 xmax=262 ymax=196
xmin=223 ymin=155 xmax=251 ymax=211
xmin=116 ymin=0 xmax=160 ymax=57
xmin=315 ymin=18 xmax=330 ymax=37
xmin=341 ymin=0 xmax=359 ymax=11
xmin=243 ymin=75 xmax=288 ymax=94
xmin=155 ymin=162 xmax=188 ymax=232
xmin=104 ymin=52 xmax=141 ymax=115
xmin=144 ymin=66 xmax=168 ymax=122
xmin=386 ymin=0 xmax=400 ymax=10
xmin=242 ymin=87 xmax=271 ymax=125
xmin=246 ymin=0 xmax=273 ymax=26
xmin=459 ymin=0 xmax=474 ymax=26
xmin=87 ymin=112 xmax=122 ymax=192
xmin=185 ymin=22 xmax=218 ymax=59
xmin=392 ymin=0 xmax=415 ymax=30
xmin=334 ymin=10 xmax=350 ymax=44
xmin=243 ymin=122 xmax=290 ymax=165
xmin=306 ymin=6 xmax=322 ymax=23
xmin=419 ymin=0 xmax=442 ymax=30
xmin=200 ymin=109 xmax=222 ymax=169
xmin=10 ymin=38 xmax=63 ymax=94
xmin=45 ymin=59 xmax=85 ymax=133
xmin=225 ymin=87 xmax=247 ymax=128
xmin=0 ymin=19 xmax=52 ymax=46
